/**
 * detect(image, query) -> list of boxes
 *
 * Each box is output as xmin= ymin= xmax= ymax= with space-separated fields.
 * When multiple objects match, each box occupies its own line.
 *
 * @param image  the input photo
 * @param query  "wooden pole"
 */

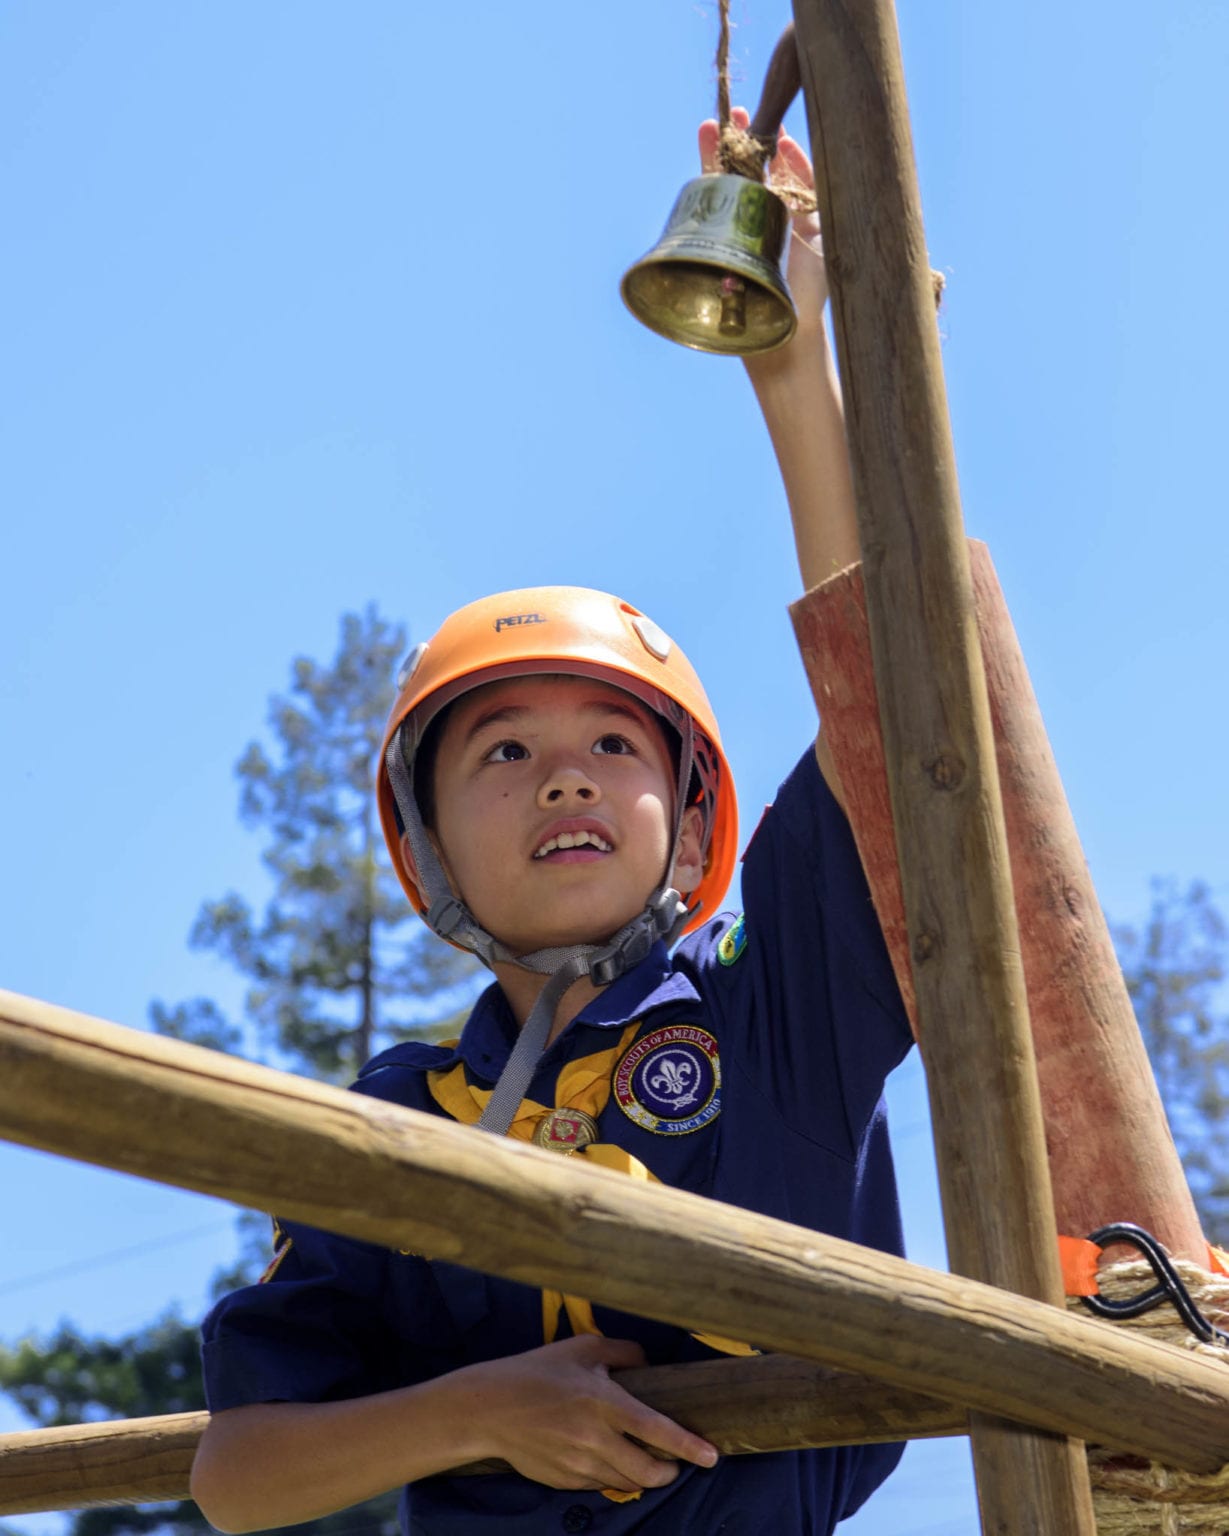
xmin=792 ymin=545 xmax=1206 ymax=1258
xmin=0 ymin=990 xmax=1227 ymax=1473
xmin=0 ymin=1362 xmax=966 ymax=1515
xmin=789 ymin=2 xmax=1097 ymax=1530
xmin=0 ymin=1413 xmax=208 ymax=1515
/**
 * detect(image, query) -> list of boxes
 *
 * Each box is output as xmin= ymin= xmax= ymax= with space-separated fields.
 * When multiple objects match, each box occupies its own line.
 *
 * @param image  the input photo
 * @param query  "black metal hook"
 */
xmin=1079 ymin=1222 xmax=1229 ymax=1347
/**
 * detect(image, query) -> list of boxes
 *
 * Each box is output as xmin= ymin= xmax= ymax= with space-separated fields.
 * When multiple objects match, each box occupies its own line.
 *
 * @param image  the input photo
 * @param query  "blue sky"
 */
xmin=4 ymin=4 xmax=1229 ymax=1532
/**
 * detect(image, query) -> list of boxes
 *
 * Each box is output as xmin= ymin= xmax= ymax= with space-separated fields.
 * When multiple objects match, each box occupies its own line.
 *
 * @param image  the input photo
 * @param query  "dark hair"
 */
xmin=411 ymin=704 xmax=451 ymax=830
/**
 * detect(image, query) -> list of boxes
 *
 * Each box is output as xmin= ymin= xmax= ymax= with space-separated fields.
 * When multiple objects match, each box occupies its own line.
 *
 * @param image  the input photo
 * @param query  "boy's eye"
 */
xmin=593 ymin=733 xmax=634 ymax=756
xmin=484 ymin=739 xmax=529 ymax=763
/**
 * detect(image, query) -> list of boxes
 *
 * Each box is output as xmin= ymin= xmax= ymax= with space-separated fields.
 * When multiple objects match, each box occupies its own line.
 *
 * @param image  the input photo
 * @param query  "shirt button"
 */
xmin=562 ymin=1506 xmax=593 ymax=1533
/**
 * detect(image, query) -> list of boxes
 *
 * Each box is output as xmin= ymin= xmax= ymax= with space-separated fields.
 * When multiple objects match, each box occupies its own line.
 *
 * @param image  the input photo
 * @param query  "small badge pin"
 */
xmin=534 ymin=1107 xmax=600 ymax=1153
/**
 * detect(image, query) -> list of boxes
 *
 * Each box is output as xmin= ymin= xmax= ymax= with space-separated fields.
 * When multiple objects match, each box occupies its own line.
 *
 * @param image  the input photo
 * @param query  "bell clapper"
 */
xmin=719 ymin=274 xmax=747 ymax=336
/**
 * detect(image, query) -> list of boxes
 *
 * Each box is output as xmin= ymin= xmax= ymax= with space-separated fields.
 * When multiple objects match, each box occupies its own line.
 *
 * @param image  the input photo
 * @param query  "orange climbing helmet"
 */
xmin=377 ymin=586 xmax=738 ymax=939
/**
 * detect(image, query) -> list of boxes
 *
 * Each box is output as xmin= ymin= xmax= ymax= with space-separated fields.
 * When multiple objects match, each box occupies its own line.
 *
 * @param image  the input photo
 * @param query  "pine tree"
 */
xmin=0 ymin=608 xmax=479 ymax=1536
xmin=1115 ymin=879 xmax=1229 ymax=1246
xmin=156 ymin=604 xmax=476 ymax=1078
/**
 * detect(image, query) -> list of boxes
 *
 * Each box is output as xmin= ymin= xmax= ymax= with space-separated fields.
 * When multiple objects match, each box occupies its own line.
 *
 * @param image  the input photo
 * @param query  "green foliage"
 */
xmin=0 ymin=1314 xmax=201 ymax=1426
xmin=1 ymin=608 xmax=478 ymax=1536
xmin=0 ymin=1315 xmax=210 ymax=1536
xmin=153 ymin=604 xmax=478 ymax=1080
xmin=1115 ymin=879 xmax=1229 ymax=1245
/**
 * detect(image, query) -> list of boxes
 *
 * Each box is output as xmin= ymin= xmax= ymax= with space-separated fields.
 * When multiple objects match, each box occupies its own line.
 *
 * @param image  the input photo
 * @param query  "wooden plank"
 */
xmin=0 ymin=1361 xmax=966 ymax=1515
xmin=783 ymin=3 xmax=1097 ymax=1528
xmin=792 ymin=546 xmax=1206 ymax=1258
xmin=0 ymin=989 xmax=1226 ymax=1474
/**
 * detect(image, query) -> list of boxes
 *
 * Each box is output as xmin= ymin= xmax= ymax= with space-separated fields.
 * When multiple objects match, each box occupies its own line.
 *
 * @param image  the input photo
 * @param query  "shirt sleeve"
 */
xmin=710 ymin=744 xmax=913 ymax=1158
xmin=201 ymin=1220 xmax=429 ymax=1411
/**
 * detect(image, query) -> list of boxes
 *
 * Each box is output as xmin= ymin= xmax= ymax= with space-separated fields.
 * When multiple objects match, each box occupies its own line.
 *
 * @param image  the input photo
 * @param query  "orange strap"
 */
xmin=1059 ymin=1232 xmax=1228 ymax=1295
xmin=1058 ymin=1235 xmax=1102 ymax=1297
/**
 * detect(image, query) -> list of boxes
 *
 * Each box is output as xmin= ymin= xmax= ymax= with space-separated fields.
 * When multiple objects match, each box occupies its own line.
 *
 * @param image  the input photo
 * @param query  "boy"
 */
xmin=191 ymin=113 xmax=913 ymax=1535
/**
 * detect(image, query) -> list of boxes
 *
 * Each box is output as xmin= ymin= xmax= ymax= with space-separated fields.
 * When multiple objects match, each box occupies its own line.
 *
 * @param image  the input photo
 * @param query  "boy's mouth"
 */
xmin=533 ymin=826 xmax=614 ymax=860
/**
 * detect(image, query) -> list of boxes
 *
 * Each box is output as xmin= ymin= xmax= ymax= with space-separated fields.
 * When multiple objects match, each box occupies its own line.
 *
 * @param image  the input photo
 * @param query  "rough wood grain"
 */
xmin=0 ymin=989 xmax=1227 ymax=1477
xmin=792 ymin=547 xmax=1205 ymax=1260
xmin=790 ymin=1 xmax=1097 ymax=1529
xmin=0 ymin=1412 xmax=207 ymax=1514
xmin=0 ymin=1360 xmax=966 ymax=1514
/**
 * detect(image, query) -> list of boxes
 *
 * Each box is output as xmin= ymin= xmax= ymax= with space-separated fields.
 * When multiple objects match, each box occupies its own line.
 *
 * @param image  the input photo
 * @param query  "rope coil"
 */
xmin=1075 ymin=1257 xmax=1229 ymax=1534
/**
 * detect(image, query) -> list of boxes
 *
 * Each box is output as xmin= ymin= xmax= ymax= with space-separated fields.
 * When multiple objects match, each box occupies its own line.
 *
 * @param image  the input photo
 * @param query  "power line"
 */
xmin=0 ymin=1219 xmax=235 ymax=1299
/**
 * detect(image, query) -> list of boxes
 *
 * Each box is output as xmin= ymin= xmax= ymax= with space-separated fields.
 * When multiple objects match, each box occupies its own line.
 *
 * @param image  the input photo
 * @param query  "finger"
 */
xmin=701 ymin=107 xmax=754 ymax=175
xmin=774 ymin=133 xmax=815 ymax=190
xmin=698 ymin=118 xmax=720 ymax=174
xmin=575 ymin=1335 xmax=647 ymax=1372
xmin=622 ymin=1404 xmax=719 ymax=1469
xmin=599 ymin=1466 xmax=658 ymax=1495
xmin=555 ymin=1431 xmax=670 ymax=1494
xmin=603 ymin=1441 xmax=681 ymax=1492
xmin=543 ymin=1454 xmax=642 ymax=1495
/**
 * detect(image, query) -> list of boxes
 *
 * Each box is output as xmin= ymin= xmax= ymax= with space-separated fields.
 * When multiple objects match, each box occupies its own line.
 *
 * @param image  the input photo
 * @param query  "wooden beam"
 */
xmin=792 ymin=546 xmax=1206 ymax=1258
xmin=0 ymin=1361 xmax=966 ymax=1515
xmin=789 ymin=2 xmax=1097 ymax=1530
xmin=0 ymin=990 xmax=1227 ymax=1475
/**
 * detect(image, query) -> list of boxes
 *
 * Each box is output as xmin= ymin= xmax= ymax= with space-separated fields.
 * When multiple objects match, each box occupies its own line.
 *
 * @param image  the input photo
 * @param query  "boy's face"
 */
xmin=407 ymin=675 xmax=703 ymax=956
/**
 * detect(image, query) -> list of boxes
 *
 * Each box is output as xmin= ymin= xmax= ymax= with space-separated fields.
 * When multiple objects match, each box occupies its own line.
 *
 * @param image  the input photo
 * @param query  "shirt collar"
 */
xmin=455 ymin=941 xmax=702 ymax=1079
xmin=572 ymin=940 xmax=700 ymax=1026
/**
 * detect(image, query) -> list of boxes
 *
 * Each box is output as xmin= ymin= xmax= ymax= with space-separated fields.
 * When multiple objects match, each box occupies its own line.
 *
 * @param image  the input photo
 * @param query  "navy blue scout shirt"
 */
xmin=202 ymin=747 xmax=914 ymax=1535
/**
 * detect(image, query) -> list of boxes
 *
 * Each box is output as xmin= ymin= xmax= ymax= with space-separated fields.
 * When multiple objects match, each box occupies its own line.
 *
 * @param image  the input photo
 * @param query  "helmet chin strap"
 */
xmin=384 ymin=715 xmax=698 ymax=1137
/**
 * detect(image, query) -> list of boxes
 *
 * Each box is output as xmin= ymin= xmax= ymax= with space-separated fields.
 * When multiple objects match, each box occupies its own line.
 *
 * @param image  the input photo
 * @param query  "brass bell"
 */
xmin=621 ymin=22 xmax=802 ymax=356
xmin=620 ymin=175 xmax=795 ymax=355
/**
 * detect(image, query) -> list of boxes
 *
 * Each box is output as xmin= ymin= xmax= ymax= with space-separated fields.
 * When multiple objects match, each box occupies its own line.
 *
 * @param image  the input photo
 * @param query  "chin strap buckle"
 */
xmin=427 ymin=894 xmax=469 ymax=938
xmin=588 ymin=890 xmax=689 ymax=988
xmin=651 ymin=887 xmax=692 ymax=944
xmin=426 ymin=895 xmax=499 ymax=968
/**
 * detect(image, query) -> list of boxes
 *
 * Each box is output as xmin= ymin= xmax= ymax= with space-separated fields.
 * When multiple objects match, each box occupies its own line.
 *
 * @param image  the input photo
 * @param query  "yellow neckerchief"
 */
xmin=428 ymin=1024 xmax=756 ymax=1356
xmin=430 ymin=1023 xmax=752 ymax=1506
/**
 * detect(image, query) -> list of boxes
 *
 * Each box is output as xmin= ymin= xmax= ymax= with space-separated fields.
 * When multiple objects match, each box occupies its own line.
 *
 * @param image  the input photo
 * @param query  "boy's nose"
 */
xmin=538 ymin=762 xmax=601 ymax=806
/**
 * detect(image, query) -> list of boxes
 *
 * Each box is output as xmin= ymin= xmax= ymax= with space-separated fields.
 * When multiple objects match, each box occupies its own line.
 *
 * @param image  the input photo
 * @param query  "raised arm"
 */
xmin=698 ymin=110 xmax=860 ymax=588
xmin=699 ymin=111 xmax=858 ymax=800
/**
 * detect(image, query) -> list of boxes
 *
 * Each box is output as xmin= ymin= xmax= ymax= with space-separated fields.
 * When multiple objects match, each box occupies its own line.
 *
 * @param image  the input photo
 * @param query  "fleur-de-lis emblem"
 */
xmin=649 ymin=1054 xmax=699 ymax=1109
xmin=613 ymin=1024 xmax=722 ymax=1136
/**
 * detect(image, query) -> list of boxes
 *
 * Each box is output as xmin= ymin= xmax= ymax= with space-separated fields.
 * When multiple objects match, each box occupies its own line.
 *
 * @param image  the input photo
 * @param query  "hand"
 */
xmin=456 ymin=1335 xmax=719 ymax=1493
xmin=698 ymin=107 xmax=828 ymax=339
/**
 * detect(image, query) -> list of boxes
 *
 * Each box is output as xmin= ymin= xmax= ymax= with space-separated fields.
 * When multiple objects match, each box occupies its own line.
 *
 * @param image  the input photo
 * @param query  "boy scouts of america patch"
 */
xmin=717 ymin=913 xmax=746 ymax=966
xmin=614 ymin=1025 xmax=721 ymax=1135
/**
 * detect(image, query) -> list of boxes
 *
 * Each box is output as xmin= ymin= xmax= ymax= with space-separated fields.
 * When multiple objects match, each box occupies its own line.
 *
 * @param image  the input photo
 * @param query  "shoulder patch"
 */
xmin=614 ymin=1024 xmax=721 ymax=1135
xmin=717 ymin=913 xmax=747 ymax=967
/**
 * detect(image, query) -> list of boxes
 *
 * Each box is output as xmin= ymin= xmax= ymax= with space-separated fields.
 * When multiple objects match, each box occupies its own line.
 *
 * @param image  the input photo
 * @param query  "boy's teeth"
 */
xmin=534 ymin=830 xmax=613 ymax=857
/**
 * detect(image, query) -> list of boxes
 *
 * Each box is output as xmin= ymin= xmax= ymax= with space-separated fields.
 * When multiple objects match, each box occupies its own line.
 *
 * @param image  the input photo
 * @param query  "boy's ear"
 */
xmin=672 ymin=804 xmax=706 ymax=898
xmin=400 ymin=828 xmax=455 ymax=909
xmin=398 ymin=832 xmax=429 ymax=907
